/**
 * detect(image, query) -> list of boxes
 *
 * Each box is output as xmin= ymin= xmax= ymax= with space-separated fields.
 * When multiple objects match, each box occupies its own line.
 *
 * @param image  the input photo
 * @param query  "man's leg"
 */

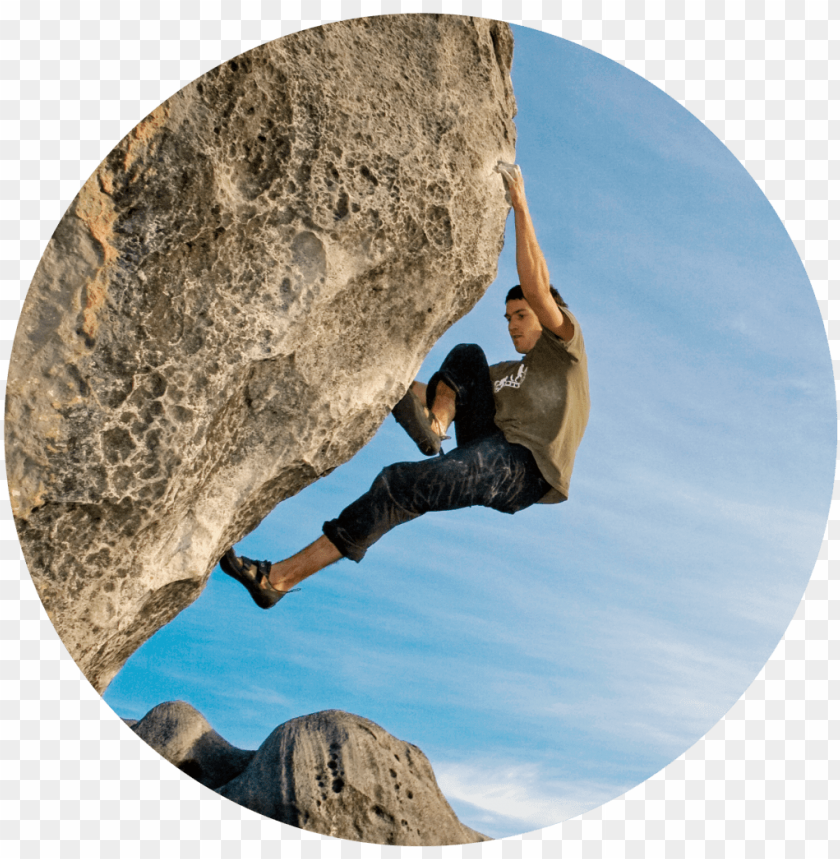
xmin=430 ymin=381 xmax=457 ymax=438
xmin=268 ymin=534 xmax=341 ymax=592
xmin=410 ymin=380 xmax=456 ymax=440
xmin=394 ymin=343 xmax=496 ymax=453
xmin=321 ymin=434 xmax=550 ymax=564
xmin=234 ymin=345 xmax=535 ymax=600
xmin=231 ymin=437 xmax=549 ymax=602
xmin=425 ymin=343 xmax=498 ymax=447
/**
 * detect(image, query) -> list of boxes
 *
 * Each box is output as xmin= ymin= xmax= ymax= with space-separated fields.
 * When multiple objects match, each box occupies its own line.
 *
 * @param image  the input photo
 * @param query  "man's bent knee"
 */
xmin=447 ymin=343 xmax=485 ymax=360
xmin=427 ymin=344 xmax=488 ymax=408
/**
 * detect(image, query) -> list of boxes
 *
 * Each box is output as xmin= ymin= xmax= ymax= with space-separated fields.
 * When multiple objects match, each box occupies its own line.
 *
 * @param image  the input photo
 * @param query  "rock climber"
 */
xmin=219 ymin=163 xmax=590 ymax=608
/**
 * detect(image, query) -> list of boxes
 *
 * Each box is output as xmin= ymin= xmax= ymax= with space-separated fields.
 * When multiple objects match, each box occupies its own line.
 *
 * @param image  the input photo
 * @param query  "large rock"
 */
xmin=218 ymin=709 xmax=487 ymax=845
xmin=131 ymin=700 xmax=255 ymax=789
xmin=6 ymin=15 xmax=516 ymax=692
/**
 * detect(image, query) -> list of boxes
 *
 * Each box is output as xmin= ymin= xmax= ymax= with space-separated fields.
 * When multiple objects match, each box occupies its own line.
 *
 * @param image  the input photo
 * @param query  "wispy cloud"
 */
xmin=434 ymin=758 xmax=630 ymax=836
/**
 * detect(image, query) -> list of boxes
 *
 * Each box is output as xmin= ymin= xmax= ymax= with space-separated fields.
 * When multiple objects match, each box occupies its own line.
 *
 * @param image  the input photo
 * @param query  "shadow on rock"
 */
xmin=132 ymin=700 xmax=256 ymax=790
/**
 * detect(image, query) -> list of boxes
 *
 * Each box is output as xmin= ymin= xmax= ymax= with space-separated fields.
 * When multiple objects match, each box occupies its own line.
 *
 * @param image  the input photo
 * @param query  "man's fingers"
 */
xmin=495 ymin=161 xmax=521 ymax=187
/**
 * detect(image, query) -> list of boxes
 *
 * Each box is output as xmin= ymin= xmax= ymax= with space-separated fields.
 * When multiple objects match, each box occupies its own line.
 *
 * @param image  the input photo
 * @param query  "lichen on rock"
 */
xmin=5 ymin=14 xmax=517 ymax=693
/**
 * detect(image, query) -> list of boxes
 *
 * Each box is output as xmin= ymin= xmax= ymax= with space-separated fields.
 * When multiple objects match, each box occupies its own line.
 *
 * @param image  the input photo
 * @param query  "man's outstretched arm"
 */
xmin=502 ymin=166 xmax=574 ymax=342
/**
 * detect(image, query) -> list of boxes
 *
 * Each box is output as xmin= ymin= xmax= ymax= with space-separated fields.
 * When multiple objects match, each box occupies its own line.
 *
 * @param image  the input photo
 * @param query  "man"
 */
xmin=220 ymin=164 xmax=590 ymax=609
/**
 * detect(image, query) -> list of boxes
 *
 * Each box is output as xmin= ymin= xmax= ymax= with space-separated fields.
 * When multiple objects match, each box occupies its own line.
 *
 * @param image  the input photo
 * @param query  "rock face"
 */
xmin=220 ymin=710 xmax=487 ymax=845
xmin=131 ymin=700 xmax=255 ymax=789
xmin=6 ymin=15 xmax=516 ymax=692
xmin=131 ymin=703 xmax=486 ymax=845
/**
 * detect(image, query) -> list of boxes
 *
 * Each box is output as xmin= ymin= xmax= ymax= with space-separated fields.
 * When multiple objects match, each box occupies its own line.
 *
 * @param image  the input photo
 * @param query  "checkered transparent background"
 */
xmin=1 ymin=2 xmax=837 ymax=856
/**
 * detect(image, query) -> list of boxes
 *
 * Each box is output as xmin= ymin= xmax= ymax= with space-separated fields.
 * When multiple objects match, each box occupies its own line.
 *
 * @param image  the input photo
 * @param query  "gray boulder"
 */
xmin=218 ymin=709 xmax=487 ymax=845
xmin=6 ymin=14 xmax=516 ymax=693
xmin=131 ymin=700 xmax=255 ymax=789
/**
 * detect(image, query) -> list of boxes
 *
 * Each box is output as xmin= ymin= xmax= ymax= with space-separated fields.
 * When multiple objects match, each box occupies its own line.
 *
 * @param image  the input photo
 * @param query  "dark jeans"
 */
xmin=322 ymin=344 xmax=551 ymax=562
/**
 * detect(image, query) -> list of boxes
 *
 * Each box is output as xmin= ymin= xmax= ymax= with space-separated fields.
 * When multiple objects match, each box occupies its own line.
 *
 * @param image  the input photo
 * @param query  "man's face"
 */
xmin=505 ymin=299 xmax=543 ymax=354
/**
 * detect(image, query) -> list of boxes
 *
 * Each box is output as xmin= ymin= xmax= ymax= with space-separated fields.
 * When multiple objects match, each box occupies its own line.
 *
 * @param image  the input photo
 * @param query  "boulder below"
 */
xmin=131 ymin=700 xmax=255 ymax=790
xmin=131 ymin=703 xmax=487 ymax=846
xmin=219 ymin=709 xmax=487 ymax=845
xmin=6 ymin=15 xmax=516 ymax=693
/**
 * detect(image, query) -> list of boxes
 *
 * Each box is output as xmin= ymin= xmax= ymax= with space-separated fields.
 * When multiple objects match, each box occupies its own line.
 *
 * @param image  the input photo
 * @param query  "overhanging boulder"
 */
xmin=6 ymin=14 xmax=516 ymax=693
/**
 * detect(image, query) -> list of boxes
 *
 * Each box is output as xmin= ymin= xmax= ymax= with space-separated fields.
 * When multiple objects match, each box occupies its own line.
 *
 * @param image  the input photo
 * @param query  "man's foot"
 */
xmin=219 ymin=549 xmax=298 ymax=610
xmin=392 ymin=388 xmax=449 ymax=456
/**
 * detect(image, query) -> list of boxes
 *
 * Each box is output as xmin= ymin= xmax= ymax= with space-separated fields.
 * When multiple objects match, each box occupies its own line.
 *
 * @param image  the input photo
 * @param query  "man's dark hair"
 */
xmin=505 ymin=284 xmax=568 ymax=309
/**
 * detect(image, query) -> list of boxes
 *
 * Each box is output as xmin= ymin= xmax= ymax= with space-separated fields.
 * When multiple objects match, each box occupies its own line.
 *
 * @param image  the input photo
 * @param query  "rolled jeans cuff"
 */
xmin=322 ymin=518 xmax=366 ymax=563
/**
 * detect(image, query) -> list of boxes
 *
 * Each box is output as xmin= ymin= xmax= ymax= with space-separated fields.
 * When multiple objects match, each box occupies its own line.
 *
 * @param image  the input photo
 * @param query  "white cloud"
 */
xmin=434 ymin=758 xmax=629 ymax=833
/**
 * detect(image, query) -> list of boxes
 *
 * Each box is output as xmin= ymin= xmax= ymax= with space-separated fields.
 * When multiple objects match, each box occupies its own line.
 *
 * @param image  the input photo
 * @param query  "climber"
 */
xmin=219 ymin=163 xmax=590 ymax=608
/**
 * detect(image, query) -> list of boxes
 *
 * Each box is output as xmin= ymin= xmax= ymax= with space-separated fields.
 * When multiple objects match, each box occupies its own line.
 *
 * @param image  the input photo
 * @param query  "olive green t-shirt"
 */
xmin=488 ymin=309 xmax=590 ymax=502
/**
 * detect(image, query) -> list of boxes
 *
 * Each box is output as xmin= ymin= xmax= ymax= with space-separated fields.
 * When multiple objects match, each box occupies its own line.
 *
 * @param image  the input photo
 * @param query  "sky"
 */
xmin=101 ymin=25 xmax=835 ymax=839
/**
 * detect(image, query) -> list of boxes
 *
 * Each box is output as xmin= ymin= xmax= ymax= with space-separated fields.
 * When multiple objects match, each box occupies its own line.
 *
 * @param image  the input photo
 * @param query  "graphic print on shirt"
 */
xmin=493 ymin=363 xmax=527 ymax=393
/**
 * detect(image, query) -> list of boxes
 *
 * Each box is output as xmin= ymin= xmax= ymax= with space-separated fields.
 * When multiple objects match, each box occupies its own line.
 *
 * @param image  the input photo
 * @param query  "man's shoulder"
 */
xmin=489 ymin=359 xmax=521 ymax=380
xmin=536 ymin=310 xmax=586 ymax=360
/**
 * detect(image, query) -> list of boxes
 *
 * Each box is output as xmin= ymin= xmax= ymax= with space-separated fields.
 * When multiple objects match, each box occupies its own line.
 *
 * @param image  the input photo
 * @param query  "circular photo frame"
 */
xmin=4 ymin=9 xmax=835 ymax=852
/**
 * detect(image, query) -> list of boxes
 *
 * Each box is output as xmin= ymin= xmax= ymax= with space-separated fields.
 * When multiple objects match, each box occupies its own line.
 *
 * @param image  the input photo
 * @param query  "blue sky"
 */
xmin=102 ymin=26 xmax=835 ymax=839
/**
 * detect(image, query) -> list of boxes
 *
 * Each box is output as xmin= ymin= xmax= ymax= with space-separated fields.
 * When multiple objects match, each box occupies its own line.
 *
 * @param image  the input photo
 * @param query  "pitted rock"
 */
xmin=218 ymin=709 xmax=488 ymax=845
xmin=6 ymin=15 xmax=516 ymax=692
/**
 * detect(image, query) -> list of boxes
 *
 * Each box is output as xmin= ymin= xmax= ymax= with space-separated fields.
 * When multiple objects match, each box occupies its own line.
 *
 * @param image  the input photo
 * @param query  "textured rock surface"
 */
xmin=218 ymin=709 xmax=487 ymax=845
xmin=6 ymin=15 xmax=516 ymax=692
xmin=131 ymin=700 xmax=255 ymax=789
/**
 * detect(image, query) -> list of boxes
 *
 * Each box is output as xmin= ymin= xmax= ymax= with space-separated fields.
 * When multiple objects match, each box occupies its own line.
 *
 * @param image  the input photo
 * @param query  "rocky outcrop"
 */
xmin=131 ymin=700 xmax=255 ymax=789
xmin=131 ymin=704 xmax=486 ymax=845
xmin=6 ymin=15 xmax=516 ymax=692
xmin=220 ymin=710 xmax=487 ymax=845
